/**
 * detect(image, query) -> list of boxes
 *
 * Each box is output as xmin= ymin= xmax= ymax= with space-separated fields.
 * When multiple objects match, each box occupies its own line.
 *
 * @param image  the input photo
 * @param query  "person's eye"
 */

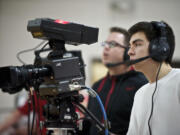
xmin=108 ymin=42 xmax=116 ymax=47
xmin=135 ymin=43 xmax=142 ymax=47
xmin=110 ymin=42 xmax=116 ymax=46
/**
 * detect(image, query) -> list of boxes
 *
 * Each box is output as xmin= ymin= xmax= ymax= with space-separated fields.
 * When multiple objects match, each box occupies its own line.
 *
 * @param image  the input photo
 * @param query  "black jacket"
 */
xmin=87 ymin=70 xmax=147 ymax=135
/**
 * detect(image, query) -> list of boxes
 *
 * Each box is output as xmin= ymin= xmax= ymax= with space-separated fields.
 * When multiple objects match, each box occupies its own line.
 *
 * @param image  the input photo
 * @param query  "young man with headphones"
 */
xmin=127 ymin=21 xmax=180 ymax=135
xmin=86 ymin=27 xmax=147 ymax=135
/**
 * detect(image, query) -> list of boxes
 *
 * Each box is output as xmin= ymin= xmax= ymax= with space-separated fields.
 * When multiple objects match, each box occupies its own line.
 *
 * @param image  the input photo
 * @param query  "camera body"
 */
xmin=0 ymin=18 xmax=99 ymax=133
xmin=37 ymin=51 xmax=85 ymax=98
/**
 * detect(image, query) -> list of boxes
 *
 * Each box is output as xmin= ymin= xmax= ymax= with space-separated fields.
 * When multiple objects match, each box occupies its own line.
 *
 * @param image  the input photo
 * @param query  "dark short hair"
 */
xmin=128 ymin=21 xmax=175 ymax=64
xmin=110 ymin=27 xmax=130 ymax=47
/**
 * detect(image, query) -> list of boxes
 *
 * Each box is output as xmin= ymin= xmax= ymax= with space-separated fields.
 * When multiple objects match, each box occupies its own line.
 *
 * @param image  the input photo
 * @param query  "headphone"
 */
xmin=149 ymin=21 xmax=170 ymax=62
xmin=148 ymin=21 xmax=171 ymax=135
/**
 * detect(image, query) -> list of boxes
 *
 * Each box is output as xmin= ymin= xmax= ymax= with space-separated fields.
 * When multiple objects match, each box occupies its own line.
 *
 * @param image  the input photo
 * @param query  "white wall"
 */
xmin=0 ymin=0 xmax=180 ymax=118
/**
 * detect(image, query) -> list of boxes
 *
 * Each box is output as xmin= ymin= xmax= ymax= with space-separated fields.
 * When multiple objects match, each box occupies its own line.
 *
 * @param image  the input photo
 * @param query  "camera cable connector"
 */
xmin=29 ymin=87 xmax=34 ymax=96
xmin=104 ymin=120 xmax=111 ymax=132
xmin=71 ymin=85 xmax=96 ymax=97
xmin=86 ymin=88 xmax=96 ymax=98
xmin=69 ymin=84 xmax=82 ymax=91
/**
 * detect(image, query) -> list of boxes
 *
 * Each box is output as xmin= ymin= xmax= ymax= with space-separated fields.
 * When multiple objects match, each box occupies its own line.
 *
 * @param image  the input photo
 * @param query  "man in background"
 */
xmin=86 ymin=27 xmax=147 ymax=135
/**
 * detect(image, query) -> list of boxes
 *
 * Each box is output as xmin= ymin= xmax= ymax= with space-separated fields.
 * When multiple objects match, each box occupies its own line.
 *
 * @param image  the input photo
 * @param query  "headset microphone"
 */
xmin=105 ymin=55 xmax=151 ymax=67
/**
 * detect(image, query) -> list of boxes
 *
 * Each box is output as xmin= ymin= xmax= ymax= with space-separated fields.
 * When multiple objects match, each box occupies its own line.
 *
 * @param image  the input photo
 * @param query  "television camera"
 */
xmin=0 ymin=18 xmax=99 ymax=135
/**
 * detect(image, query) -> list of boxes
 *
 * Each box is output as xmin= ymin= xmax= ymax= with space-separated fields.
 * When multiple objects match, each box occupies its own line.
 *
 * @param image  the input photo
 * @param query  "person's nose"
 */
xmin=128 ymin=46 xmax=135 ymax=56
xmin=104 ymin=44 xmax=111 ymax=51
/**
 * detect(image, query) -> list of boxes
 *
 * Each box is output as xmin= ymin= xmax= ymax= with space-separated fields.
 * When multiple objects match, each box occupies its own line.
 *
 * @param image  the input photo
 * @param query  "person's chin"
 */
xmin=102 ymin=60 xmax=110 ymax=65
xmin=102 ymin=61 xmax=107 ymax=66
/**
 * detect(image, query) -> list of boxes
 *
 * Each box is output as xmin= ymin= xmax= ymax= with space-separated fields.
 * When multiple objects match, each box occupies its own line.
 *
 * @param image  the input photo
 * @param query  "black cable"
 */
xmin=74 ymin=102 xmax=108 ymax=132
xmin=148 ymin=62 xmax=162 ymax=135
xmin=40 ymin=42 xmax=49 ymax=51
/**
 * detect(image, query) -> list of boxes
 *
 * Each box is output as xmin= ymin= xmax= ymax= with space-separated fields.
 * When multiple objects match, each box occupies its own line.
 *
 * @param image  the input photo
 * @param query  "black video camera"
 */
xmin=0 ymin=18 xmax=98 ymax=94
xmin=0 ymin=18 xmax=99 ymax=134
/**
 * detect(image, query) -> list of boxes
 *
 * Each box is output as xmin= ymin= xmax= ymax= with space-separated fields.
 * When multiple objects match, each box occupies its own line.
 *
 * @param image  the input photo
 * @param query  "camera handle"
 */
xmin=48 ymin=40 xmax=66 ymax=59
